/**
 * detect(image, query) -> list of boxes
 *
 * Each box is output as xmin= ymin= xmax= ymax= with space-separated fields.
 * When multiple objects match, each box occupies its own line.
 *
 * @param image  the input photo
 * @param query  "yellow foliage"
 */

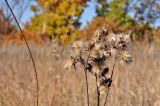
xmin=28 ymin=0 xmax=87 ymax=45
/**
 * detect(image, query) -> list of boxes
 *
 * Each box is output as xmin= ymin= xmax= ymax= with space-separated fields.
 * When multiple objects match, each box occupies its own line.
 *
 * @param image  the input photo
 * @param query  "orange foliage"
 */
xmin=3 ymin=29 xmax=50 ymax=44
xmin=154 ymin=28 xmax=160 ymax=42
xmin=77 ymin=17 xmax=129 ymax=40
xmin=0 ymin=9 xmax=16 ymax=35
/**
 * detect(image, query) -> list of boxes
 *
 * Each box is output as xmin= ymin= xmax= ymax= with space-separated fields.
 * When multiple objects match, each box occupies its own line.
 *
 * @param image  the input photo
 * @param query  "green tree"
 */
xmin=95 ymin=0 xmax=160 ymax=42
xmin=96 ymin=0 xmax=134 ymax=29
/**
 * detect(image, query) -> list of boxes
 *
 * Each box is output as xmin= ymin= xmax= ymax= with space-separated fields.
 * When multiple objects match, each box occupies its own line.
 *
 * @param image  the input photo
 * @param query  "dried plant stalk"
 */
xmin=96 ymin=75 xmax=100 ymax=106
xmin=4 ymin=0 xmax=39 ymax=106
xmin=84 ymin=68 xmax=90 ymax=106
xmin=104 ymin=57 xmax=117 ymax=106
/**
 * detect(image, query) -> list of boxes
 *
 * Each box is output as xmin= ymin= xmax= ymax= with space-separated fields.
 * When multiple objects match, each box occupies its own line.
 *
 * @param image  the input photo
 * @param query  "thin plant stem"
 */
xmin=103 ymin=57 xmax=117 ymax=106
xmin=104 ymin=87 xmax=110 ymax=106
xmin=4 ymin=0 xmax=39 ymax=106
xmin=85 ymin=51 xmax=92 ymax=106
xmin=96 ymin=75 xmax=100 ymax=106
xmin=80 ymin=63 xmax=90 ymax=106
xmin=0 ymin=95 xmax=3 ymax=106
xmin=80 ymin=51 xmax=90 ymax=106
xmin=84 ymin=68 xmax=90 ymax=106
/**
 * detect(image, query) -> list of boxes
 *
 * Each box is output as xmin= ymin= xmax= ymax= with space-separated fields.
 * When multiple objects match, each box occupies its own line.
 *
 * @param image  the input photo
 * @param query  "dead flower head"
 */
xmin=65 ymin=26 xmax=133 ymax=95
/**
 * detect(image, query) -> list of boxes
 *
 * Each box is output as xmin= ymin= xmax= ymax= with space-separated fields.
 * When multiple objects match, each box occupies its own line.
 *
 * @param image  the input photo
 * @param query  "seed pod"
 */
xmin=107 ymin=78 xmax=112 ymax=87
xmin=86 ymin=64 xmax=92 ymax=73
xmin=121 ymin=51 xmax=133 ymax=64
xmin=101 ymin=78 xmax=112 ymax=87
xmin=88 ymin=43 xmax=95 ymax=51
xmin=99 ymin=67 xmax=109 ymax=77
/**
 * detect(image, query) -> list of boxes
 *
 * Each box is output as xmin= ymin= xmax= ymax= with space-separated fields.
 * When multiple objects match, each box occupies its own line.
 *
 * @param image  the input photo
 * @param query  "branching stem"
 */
xmin=84 ymin=69 xmax=90 ymax=106
xmin=96 ymin=75 xmax=100 ymax=106
xmin=103 ymin=57 xmax=117 ymax=106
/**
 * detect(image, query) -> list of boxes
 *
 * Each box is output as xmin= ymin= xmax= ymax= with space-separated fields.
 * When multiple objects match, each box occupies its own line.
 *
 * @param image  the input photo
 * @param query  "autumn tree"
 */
xmin=28 ymin=0 xmax=87 ymax=44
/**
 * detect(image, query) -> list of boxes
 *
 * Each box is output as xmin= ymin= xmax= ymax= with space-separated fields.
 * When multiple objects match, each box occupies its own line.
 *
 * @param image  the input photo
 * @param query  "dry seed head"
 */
xmin=65 ymin=26 xmax=133 ymax=97
xmin=94 ymin=27 xmax=108 ymax=41
xmin=106 ymin=33 xmax=117 ymax=46
xmin=120 ymin=51 xmax=132 ymax=64
xmin=94 ymin=43 xmax=101 ymax=50
xmin=72 ymin=41 xmax=84 ymax=55
xmin=72 ymin=41 xmax=84 ymax=50
xmin=64 ymin=60 xmax=74 ymax=70
xmin=87 ymin=42 xmax=95 ymax=50
xmin=86 ymin=63 xmax=92 ymax=72
xmin=122 ymin=33 xmax=131 ymax=44
xmin=91 ymin=49 xmax=103 ymax=59
xmin=103 ymin=51 xmax=111 ymax=58
xmin=99 ymin=67 xmax=109 ymax=77
xmin=101 ymin=78 xmax=112 ymax=87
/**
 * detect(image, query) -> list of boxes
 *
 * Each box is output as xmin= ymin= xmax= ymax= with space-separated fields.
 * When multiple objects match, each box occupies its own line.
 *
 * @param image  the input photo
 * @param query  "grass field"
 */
xmin=0 ymin=42 xmax=160 ymax=106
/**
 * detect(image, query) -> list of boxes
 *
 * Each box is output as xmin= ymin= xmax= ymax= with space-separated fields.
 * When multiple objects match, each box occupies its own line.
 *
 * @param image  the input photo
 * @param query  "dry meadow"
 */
xmin=0 ymin=42 xmax=160 ymax=106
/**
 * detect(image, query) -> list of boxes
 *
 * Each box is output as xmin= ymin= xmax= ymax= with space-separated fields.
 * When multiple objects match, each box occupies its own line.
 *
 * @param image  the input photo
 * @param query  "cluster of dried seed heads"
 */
xmin=65 ymin=26 xmax=132 ymax=94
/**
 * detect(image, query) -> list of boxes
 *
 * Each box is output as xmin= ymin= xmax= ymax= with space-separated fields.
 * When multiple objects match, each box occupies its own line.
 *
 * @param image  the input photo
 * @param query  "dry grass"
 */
xmin=0 ymin=42 xmax=160 ymax=106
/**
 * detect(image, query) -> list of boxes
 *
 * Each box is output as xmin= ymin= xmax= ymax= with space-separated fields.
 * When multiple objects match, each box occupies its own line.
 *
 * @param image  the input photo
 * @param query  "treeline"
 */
xmin=1 ymin=0 xmax=160 ymax=44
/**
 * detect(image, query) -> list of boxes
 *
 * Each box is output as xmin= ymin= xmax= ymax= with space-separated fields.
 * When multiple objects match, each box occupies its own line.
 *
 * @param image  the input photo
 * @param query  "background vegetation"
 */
xmin=1 ymin=0 xmax=160 ymax=44
xmin=0 ymin=0 xmax=160 ymax=106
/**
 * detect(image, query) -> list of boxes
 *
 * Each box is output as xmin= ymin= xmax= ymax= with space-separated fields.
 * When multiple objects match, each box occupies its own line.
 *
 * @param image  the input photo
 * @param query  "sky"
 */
xmin=78 ymin=1 xmax=97 ymax=28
